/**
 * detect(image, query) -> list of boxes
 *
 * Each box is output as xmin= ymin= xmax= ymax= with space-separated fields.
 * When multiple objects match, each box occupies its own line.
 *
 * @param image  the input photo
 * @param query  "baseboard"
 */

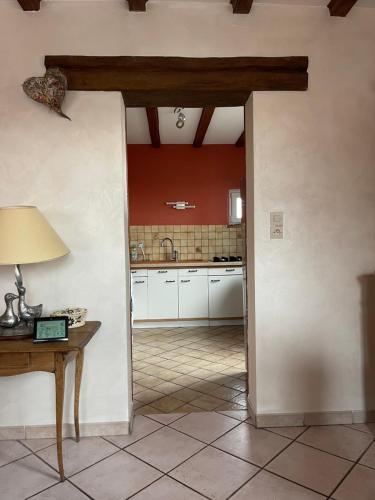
xmin=134 ymin=319 xmax=244 ymax=328
xmin=253 ymin=410 xmax=375 ymax=428
xmin=0 ymin=420 xmax=131 ymax=441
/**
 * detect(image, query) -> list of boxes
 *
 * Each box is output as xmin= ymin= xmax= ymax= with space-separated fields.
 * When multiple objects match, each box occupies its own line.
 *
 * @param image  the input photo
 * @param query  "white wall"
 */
xmin=0 ymin=0 xmax=374 ymax=425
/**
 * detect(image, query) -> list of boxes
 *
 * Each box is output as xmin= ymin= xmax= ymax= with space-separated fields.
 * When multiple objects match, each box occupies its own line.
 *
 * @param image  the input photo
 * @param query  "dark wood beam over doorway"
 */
xmin=17 ymin=0 xmax=41 ymax=10
xmin=127 ymin=0 xmax=148 ymax=11
xmin=45 ymin=56 xmax=309 ymax=108
xmin=193 ymin=107 xmax=215 ymax=148
xmin=231 ymin=0 xmax=253 ymax=14
xmin=327 ymin=0 xmax=358 ymax=16
xmin=146 ymin=107 xmax=161 ymax=148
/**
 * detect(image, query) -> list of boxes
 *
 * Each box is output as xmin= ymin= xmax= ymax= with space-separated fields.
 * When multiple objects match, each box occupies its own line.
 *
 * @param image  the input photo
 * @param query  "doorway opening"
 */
xmin=126 ymin=106 xmax=248 ymax=415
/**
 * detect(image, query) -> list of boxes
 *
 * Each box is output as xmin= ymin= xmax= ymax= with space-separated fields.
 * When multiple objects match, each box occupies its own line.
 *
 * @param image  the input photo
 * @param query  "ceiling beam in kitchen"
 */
xmin=127 ymin=0 xmax=148 ymax=11
xmin=235 ymin=131 xmax=245 ymax=148
xmin=17 ymin=0 xmax=41 ymax=10
xmin=193 ymin=107 xmax=216 ymax=148
xmin=231 ymin=0 xmax=253 ymax=14
xmin=327 ymin=0 xmax=358 ymax=16
xmin=146 ymin=107 xmax=161 ymax=148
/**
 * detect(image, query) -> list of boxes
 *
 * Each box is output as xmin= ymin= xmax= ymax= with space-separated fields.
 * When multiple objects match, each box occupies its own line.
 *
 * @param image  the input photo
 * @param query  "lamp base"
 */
xmin=0 ymin=322 xmax=33 ymax=340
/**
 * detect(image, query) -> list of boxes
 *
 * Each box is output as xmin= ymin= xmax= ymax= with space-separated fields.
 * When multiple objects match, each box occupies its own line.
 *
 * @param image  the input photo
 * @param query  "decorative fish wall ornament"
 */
xmin=22 ymin=67 xmax=71 ymax=120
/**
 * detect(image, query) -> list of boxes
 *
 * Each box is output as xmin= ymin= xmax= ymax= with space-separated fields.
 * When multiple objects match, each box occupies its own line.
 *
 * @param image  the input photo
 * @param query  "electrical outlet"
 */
xmin=270 ymin=212 xmax=284 ymax=239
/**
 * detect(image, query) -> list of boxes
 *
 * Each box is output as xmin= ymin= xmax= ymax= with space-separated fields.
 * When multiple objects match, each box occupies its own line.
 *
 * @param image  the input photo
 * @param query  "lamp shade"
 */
xmin=0 ymin=206 xmax=70 ymax=265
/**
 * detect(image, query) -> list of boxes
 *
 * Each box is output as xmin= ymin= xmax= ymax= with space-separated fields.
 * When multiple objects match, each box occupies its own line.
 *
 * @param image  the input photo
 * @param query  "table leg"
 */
xmin=55 ymin=352 xmax=65 ymax=482
xmin=74 ymin=348 xmax=84 ymax=443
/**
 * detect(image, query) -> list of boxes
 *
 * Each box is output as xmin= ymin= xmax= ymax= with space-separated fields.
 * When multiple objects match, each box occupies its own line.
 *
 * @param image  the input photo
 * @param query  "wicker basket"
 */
xmin=51 ymin=308 xmax=87 ymax=329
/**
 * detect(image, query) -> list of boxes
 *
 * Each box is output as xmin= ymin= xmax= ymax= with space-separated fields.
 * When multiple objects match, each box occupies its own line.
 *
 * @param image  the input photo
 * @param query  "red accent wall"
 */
xmin=128 ymin=145 xmax=245 ymax=225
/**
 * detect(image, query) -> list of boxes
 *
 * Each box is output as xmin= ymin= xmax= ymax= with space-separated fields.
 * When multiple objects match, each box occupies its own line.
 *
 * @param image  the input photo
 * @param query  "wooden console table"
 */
xmin=0 ymin=320 xmax=101 ymax=481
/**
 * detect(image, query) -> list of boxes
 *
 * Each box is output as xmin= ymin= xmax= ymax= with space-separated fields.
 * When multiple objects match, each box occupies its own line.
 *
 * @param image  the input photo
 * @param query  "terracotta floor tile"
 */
xmin=332 ymin=464 xmax=375 ymax=500
xmin=170 ymin=411 xmax=239 ymax=443
xmin=146 ymin=413 xmax=186 ymax=425
xmin=267 ymin=426 xmax=307 ymax=439
xmin=231 ymin=470 xmax=325 ymax=499
xmin=126 ymin=427 xmax=205 ymax=472
xmin=71 ymin=451 xmax=162 ymax=500
xmin=298 ymin=425 xmax=374 ymax=461
xmin=217 ymin=410 xmax=249 ymax=421
xmin=266 ymin=442 xmax=353 ymax=495
xmin=131 ymin=476 xmax=206 ymax=499
xmin=213 ymin=422 xmax=291 ymax=466
xmin=20 ymin=438 xmax=56 ymax=453
xmin=170 ymin=446 xmax=258 ymax=500
xmin=30 ymin=481 xmax=90 ymax=500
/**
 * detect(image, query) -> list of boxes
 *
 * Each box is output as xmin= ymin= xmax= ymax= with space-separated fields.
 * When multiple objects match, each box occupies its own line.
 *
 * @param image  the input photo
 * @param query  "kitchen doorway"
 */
xmin=127 ymin=106 xmax=249 ymax=415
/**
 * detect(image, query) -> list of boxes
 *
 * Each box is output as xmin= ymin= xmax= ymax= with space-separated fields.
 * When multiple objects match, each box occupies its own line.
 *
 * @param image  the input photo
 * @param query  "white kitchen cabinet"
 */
xmin=148 ymin=274 xmax=179 ymax=319
xmin=179 ymin=275 xmax=209 ymax=319
xmin=209 ymin=274 xmax=244 ymax=318
xmin=131 ymin=275 xmax=148 ymax=320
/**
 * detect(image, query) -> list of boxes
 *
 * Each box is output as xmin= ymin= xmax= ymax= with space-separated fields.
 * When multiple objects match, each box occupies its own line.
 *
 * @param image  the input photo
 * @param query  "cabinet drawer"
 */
xmin=0 ymin=352 xmax=29 ymax=369
xmin=148 ymin=268 xmax=178 ymax=278
xmin=179 ymin=267 xmax=208 ymax=277
xmin=208 ymin=267 xmax=243 ymax=276
xmin=131 ymin=269 xmax=148 ymax=277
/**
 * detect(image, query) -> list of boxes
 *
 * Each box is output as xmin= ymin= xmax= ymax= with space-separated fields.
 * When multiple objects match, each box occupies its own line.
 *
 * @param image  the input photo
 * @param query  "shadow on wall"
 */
xmin=359 ymin=274 xmax=375 ymax=421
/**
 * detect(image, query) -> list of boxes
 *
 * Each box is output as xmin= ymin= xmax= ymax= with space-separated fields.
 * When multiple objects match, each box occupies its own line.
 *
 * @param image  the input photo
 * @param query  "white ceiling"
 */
xmin=126 ymin=107 xmax=245 ymax=144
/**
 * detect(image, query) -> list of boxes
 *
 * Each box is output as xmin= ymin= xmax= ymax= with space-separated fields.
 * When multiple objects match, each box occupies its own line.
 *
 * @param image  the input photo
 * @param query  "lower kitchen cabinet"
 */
xmin=179 ymin=275 xmax=209 ymax=319
xmin=148 ymin=275 xmax=179 ymax=319
xmin=208 ymin=274 xmax=244 ymax=318
xmin=131 ymin=276 xmax=148 ymax=320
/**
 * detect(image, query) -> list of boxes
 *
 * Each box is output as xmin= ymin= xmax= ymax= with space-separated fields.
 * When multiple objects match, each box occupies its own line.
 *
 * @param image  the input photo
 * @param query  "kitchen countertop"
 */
xmin=131 ymin=260 xmax=243 ymax=269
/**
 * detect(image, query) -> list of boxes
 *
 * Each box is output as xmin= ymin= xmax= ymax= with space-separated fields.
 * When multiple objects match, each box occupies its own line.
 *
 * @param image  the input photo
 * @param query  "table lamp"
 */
xmin=0 ymin=206 xmax=70 ymax=338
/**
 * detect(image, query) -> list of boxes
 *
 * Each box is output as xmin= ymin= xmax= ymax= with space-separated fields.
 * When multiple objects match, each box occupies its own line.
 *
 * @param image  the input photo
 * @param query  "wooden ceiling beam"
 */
xmin=193 ymin=107 xmax=215 ymax=148
xmin=146 ymin=107 xmax=161 ymax=148
xmin=235 ymin=131 xmax=245 ymax=148
xmin=45 ymin=56 xmax=309 ymax=95
xmin=231 ymin=0 xmax=253 ymax=14
xmin=17 ymin=0 xmax=41 ymax=10
xmin=327 ymin=0 xmax=358 ymax=16
xmin=127 ymin=0 xmax=148 ymax=11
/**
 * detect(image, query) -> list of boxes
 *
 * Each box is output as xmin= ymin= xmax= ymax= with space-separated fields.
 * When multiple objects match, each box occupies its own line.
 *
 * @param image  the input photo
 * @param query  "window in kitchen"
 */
xmin=228 ymin=189 xmax=242 ymax=225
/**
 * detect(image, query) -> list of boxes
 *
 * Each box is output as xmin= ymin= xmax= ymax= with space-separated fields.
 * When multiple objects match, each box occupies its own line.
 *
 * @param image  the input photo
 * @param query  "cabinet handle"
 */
xmin=225 ymin=268 xmax=235 ymax=272
xmin=165 ymin=280 xmax=176 ymax=283
xmin=180 ymin=279 xmax=191 ymax=283
xmin=134 ymin=280 xmax=145 ymax=284
xmin=210 ymin=279 xmax=221 ymax=283
xmin=188 ymin=269 xmax=198 ymax=273
xmin=158 ymin=270 xmax=168 ymax=273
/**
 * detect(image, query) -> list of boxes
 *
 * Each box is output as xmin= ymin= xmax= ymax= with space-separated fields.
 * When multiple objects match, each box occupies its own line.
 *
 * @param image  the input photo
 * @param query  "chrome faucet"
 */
xmin=161 ymin=237 xmax=179 ymax=261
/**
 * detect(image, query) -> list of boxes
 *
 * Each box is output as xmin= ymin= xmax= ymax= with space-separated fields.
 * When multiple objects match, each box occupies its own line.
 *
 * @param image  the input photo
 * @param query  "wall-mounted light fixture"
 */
xmin=166 ymin=201 xmax=196 ymax=210
xmin=174 ymin=108 xmax=186 ymax=129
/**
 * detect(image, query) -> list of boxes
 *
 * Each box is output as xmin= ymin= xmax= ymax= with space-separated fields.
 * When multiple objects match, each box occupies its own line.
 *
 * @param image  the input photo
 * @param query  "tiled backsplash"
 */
xmin=129 ymin=225 xmax=244 ymax=262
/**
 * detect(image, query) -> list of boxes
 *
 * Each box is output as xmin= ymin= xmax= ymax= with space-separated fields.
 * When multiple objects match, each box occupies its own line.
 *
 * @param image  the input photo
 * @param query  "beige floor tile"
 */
xmin=190 ymin=368 xmax=217 ymax=379
xmin=360 ymin=442 xmax=375 ymax=469
xmin=20 ymin=438 xmax=56 ymax=453
xmin=71 ymin=451 xmax=162 ymax=500
xmin=132 ymin=476 xmax=206 ymax=499
xmin=172 ymin=364 xmax=201 ymax=375
xmin=126 ymin=427 xmax=205 ymax=472
xmin=170 ymin=446 xmax=258 ymax=500
xmin=105 ymin=416 xmax=162 ymax=448
xmin=30 ymin=481 xmax=90 ymax=500
xmin=266 ymin=442 xmax=353 ymax=495
xmin=213 ymin=422 xmax=291 ymax=466
xmin=344 ymin=423 xmax=375 ymax=436
xmin=174 ymin=404 xmax=206 ymax=413
xmin=137 ymin=375 xmax=164 ymax=389
xmin=231 ymin=470 xmax=325 ymax=499
xmin=150 ymin=396 xmax=186 ymax=413
xmin=229 ymin=393 xmax=248 ymax=406
xmin=133 ymin=371 xmax=149 ymax=382
xmin=134 ymin=389 xmax=164 ymax=405
xmin=298 ymin=425 xmax=374 ymax=461
xmin=172 ymin=375 xmax=202 ymax=387
xmin=210 ymin=386 xmax=242 ymax=401
xmin=332 ymin=464 xmax=375 ymax=500
xmin=267 ymin=426 xmax=307 ymax=439
xmin=217 ymin=410 xmax=249 ymax=421
xmin=146 ymin=413 xmax=186 ymax=425
xmin=190 ymin=394 xmax=225 ymax=411
xmin=135 ymin=405 xmax=161 ymax=416
xmin=0 ymin=440 xmax=30 ymax=467
xmin=170 ymin=411 xmax=239 ymax=444
xmin=153 ymin=381 xmax=183 ymax=395
xmin=133 ymin=383 xmax=147 ymax=395
xmin=190 ymin=380 xmax=222 ymax=394
xmin=173 ymin=388 xmax=204 ymax=403
xmin=0 ymin=455 xmax=59 ymax=500
xmin=37 ymin=437 xmax=118 ymax=477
